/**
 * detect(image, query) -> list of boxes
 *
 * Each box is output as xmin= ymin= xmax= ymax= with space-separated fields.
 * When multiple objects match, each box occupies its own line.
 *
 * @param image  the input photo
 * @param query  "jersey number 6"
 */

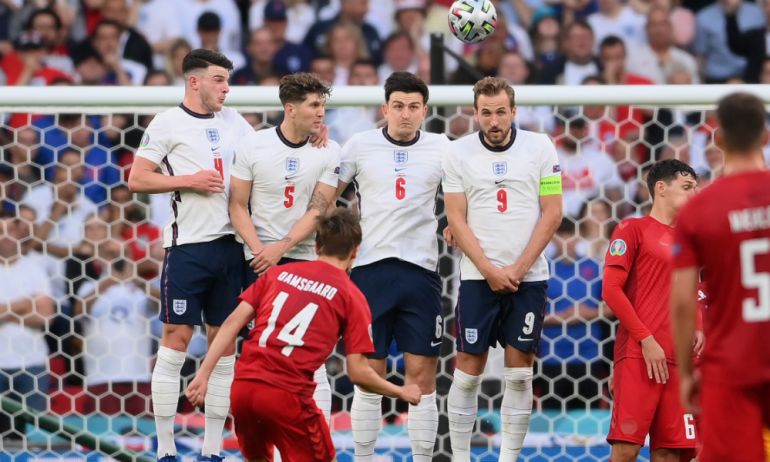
xmin=395 ymin=177 xmax=406 ymax=200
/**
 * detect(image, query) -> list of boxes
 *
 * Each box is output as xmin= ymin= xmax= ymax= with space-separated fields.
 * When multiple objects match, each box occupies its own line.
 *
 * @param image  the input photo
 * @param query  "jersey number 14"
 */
xmin=258 ymin=291 xmax=319 ymax=356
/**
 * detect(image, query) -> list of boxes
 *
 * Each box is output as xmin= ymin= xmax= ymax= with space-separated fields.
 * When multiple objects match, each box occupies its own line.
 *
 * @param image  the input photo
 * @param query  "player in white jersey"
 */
xmin=443 ymin=77 xmax=563 ymax=462
xmin=336 ymin=72 xmax=449 ymax=462
xmin=228 ymin=72 xmax=340 ymax=423
xmin=128 ymin=49 xmax=253 ymax=462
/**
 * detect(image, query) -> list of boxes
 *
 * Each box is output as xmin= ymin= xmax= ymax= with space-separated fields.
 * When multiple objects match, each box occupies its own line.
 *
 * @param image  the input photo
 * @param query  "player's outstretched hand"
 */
xmin=640 ymin=336 xmax=669 ymax=384
xmin=692 ymin=330 xmax=705 ymax=357
xmin=188 ymin=170 xmax=225 ymax=194
xmin=185 ymin=374 xmax=208 ymax=407
xmin=399 ymin=384 xmax=422 ymax=405
xmin=309 ymin=123 xmax=329 ymax=148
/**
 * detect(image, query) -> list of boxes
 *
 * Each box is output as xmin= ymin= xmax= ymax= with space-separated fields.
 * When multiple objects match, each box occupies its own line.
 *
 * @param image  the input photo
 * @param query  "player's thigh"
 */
xmin=608 ymin=358 xmax=663 ymax=446
xmin=391 ymin=261 xmax=444 ymax=357
xmin=203 ymin=236 xmax=248 ymax=326
xmin=230 ymin=380 xmax=277 ymax=461
xmin=272 ymin=393 xmax=335 ymax=462
xmin=699 ymin=381 xmax=766 ymax=462
xmin=500 ymin=281 xmax=548 ymax=354
xmin=350 ymin=261 xmax=400 ymax=359
xmin=649 ymin=368 xmax=696 ymax=451
xmin=455 ymin=279 xmax=502 ymax=354
xmin=159 ymin=244 xmax=214 ymax=326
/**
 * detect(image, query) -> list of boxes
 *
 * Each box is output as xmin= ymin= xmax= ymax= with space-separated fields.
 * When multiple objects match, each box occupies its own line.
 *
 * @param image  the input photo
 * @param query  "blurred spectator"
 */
xmin=143 ymin=69 xmax=172 ymax=86
xmin=310 ymin=54 xmax=336 ymax=84
xmin=651 ymin=0 xmax=696 ymax=48
xmin=165 ymin=38 xmax=192 ymax=85
xmin=556 ymin=113 xmax=624 ymax=216
xmin=325 ymin=20 xmax=369 ymax=85
xmin=577 ymin=197 xmax=614 ymax=261
xmin=261 ymin=0 xmax=312 ymax=76
xmin=537 ymin=20 xmax=599 ymax=84
xmin=694 ymin=0 xmax=765 ymax=83
xmin=0 ymin=212 xmax=54 ymax=439
xmin=587 ymin=0 xmax=647 ymax=57
xmin=75 ymin=259 xmax=155 ymax=416
xmin=80 ymin=20 xmax=146 ymax=85
xmin=378 ymin=31 xmax=417 ymax=82
xmin=629 ymin=6 xmax=699 ymax=84
xmin=135 ymin=0 xmax=184 ymax=69
xmin=249 ymin=0 xmax=315 ymax=45
xmin=72 ymin=43 xmax=109 ymax=85
xmin=530 ymin=11 xmax=561 ymax=72
xmin=99 ymin=0 xmax=153 ymax=73
xmin=304 ymin=0 xmax=382 ymax=65
xmin=451 ymin=38 xmax=505 ymax=83
xmin=2 ymin=127 xmax=42 ymax=204
xmin=537 ymin=218 xmax=605 ymax=409
xmin=25 ymin=7 xmax=74 ymax=76
xmin=724 ymin=0 xmax=767 ymax=83
xmin=498 ymin=52 xmax=555 ymax=132
xmin=177 ymin=0 xmax=242 ymax=63
xmin=394 ymin=0 xmax=463 ymax=75
xmin=326 ymin=59 xmax=380 ymax=143
xmin=0 ymin=30 xmax=71 ymax=86
xmin=232 ymin=28 xmax=277 ymax=85
xmin=195 ymin=11 xmax=245 ymax=70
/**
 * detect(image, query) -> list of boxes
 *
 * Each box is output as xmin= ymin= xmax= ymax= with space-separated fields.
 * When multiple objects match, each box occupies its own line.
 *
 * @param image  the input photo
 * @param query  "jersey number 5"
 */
xmin=258 ymin=291 xmax=319 ymax=356
xmin=284 ymin=186 xmax=295 ymax=208
xmin=740 ymin=238 xmax=770 ymax=322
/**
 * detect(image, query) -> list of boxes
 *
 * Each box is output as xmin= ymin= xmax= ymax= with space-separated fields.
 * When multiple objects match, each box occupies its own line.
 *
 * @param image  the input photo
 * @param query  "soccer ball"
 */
xmin=448 ymin=0 xmax=497 ymax=44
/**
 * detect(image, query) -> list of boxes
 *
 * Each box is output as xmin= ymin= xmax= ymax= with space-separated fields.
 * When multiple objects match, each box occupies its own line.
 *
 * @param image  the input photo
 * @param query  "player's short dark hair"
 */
xmin=182 ymin=48 xmax=233 ymax=74
xmin=646 ymin=159 xmax=697 ymax=200
xmin=473 ymin=76 xmax=515 ymax=109
xmin=278 ymin=72 xmax=332 ymax=105
xmin=316 ymin=208 xmax=362 ymax=259
xmin=716 ymin=92 xmax=768 ymax=152
xmin=599 ymin=35 xmax=625 ymax=52
xmin=384 ymin=72 xmax=429 ymax=104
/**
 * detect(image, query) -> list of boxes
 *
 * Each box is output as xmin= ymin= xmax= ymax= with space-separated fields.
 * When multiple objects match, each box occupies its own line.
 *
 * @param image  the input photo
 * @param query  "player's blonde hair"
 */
xmin=473 ymin=76 xmax=515 ymax=109
xmin=316 ymin=208 xmax=362 ymax=259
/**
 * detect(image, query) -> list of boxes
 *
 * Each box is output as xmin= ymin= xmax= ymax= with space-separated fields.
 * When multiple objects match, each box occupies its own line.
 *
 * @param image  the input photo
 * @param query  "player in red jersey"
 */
xmin=602 ymin=159 xmax=700 ymax=461
xmin=672 ymin=92 xmax=770 ymax=462
xmin=185 ymin=208 xmax=421 ymax=462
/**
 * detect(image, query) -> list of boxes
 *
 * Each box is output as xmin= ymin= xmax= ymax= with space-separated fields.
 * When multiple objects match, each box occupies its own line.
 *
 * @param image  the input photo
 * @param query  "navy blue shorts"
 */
xmin=350 ymin=258 xmax=443 ymax=359
xmin=243 ymin=257 xmax=305 ymax=287
xmin=455 ymin=280 xmax=548 ymax=354
xmin=160 ymin=235 xmax=244 ymax=326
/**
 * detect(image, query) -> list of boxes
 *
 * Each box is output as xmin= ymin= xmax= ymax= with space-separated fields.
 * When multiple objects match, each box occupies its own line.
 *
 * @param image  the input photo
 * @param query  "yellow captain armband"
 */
xmin=539 ymin=175 xmax=562 ymax=196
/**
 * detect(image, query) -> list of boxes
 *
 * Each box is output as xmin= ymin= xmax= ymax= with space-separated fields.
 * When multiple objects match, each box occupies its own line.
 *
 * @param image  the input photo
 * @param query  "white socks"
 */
xmin=151 ymin=346 xmax=186 ymax=457
xmin=313 ymin=364 xmax=332 ymax=423
xmin=499 ymin=367 xmax=533 ymax=462
xmin=351 ymin=385 xmax=383 ymax=460
xmin=447 ymin=369 xmax=482 ymax=462
xmin=201 ymin=355 xmax=235 ymax=457
xmin=408 ymin=392 xmax=438 ymax=462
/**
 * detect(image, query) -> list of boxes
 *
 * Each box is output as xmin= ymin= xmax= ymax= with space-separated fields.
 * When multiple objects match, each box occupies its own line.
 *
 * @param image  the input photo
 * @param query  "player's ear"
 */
xmin=381 ymin=102 xmax=388 ymax=118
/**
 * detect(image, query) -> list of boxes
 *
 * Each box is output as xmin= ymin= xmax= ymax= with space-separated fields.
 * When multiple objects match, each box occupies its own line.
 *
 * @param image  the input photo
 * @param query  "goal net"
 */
xmin=0 ymin=85 xmax=750 ymax=462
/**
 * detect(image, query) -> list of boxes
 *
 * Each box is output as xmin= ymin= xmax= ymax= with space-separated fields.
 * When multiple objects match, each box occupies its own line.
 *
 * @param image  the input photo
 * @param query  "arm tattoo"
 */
xmin=307 ymin=188 xmax=331 ymax=213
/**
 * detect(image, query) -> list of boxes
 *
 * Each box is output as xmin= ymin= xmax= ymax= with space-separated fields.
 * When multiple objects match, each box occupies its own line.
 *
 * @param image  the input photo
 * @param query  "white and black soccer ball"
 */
xmin=448 ymin=0 xmax=497 ymax=44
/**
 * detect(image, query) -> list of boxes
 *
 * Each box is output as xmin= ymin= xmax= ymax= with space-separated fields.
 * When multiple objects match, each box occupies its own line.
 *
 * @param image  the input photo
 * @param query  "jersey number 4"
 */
xmin=258 ymin=291 xmax=319 ymax=356
xmin=740 ymin=238 xmax=770 ymax=322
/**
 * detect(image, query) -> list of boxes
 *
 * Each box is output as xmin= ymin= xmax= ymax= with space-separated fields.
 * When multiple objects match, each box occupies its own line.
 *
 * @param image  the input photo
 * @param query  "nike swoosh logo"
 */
xmin=495 ymin=179 xmax=505 ymax=184
xmin=211 ymin=146 xmax=220 ymax=151
xmin=517 ymin=336 xmax=533 ymax=342
xmin=395 ymin=167 xmax=407 ymax=172
xmin=285 ymin=176 xmax=296 ymax=180
xmin=430 ymin=340 xmax=442 ymax=347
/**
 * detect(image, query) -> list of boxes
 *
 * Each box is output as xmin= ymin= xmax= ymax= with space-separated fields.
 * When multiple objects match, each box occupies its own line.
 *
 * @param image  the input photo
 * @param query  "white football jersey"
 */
xmin=443 ymin=129 xmax=561 ymax=281
xmin=136 ymin=104 xmax=253 ymax=248
xmin=78 ymin=282 xmax=152 ymax=386
xmin=232 ymin=127 xmax=341 ymax=260
xmin=340 ymin=128 xmax=450 ymax=271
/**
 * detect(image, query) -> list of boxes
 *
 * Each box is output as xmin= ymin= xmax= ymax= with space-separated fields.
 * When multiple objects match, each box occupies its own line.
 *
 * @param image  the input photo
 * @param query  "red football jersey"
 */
xmin=605 ymin=215 xmax=676 ymax=363
xmin=235 ymin=261 xmax=374 ymax=395
xmin=673 ymin=170 xmax=770 ymax=386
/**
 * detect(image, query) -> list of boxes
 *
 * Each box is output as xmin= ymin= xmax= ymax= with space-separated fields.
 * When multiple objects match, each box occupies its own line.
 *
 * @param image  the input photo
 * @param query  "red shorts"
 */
xmin=699 ymin=381 xmax=770 ymax=462
xmin=608 ymin=358 xmax=697 ymax=450
xmin=230 ymin=379 xmax=334 ymax=462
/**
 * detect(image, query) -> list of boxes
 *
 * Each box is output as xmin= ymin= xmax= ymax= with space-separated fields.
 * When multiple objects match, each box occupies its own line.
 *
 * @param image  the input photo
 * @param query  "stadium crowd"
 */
xmin=0 ymin=0 xmax=767 ymax=444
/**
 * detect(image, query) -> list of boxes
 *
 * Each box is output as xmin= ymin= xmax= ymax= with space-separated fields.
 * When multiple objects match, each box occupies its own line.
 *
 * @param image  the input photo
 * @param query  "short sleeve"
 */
xmin=318 ymin=143 xmax=341 ymax=188
xmin=135 ymin=114 xmax=170 ymax=165
xmin=442 ymin=143 xmax=465 ymax=193
xmin=231 ymin=137 xmax=254 ymax=181
xmin=604 ymin=220 xmax=640 ymax=271
xmin=673 ymin=203 xmax=700 ymax=269
xmin=341 ymin=286 xmax=375 ymax=355
xmin=339 ymin=137 xmax=357 ymax=184
xmin=238 ymin=270 xmax=270 ymax=310
xmin=539 ymin=134 xmax=561 ymax=179
xmin=235 ymin=113 xmax=254 ymax=138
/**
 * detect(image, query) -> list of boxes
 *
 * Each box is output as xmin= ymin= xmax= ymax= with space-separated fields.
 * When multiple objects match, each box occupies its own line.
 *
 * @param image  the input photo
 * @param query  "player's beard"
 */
xmin=484 ymin=125 xmax=511 ymax=146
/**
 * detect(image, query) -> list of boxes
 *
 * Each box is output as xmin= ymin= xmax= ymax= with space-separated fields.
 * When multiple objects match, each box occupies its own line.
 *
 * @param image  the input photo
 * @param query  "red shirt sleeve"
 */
xmin=238 ymin=269 xmax=270 ymax=311
xmin=341 ymin=285 xmax=375 ymax=355
xmin=673 ymin=204 xmax=699 ymax=270
xmin=604 ymin=219 xmax=639 ymax=271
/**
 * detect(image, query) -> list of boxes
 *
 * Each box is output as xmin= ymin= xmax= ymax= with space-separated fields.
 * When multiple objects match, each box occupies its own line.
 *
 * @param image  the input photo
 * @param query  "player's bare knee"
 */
xmin=455 ymin=352 xmax=488 ymax=376
xmin=503 ymin=346 xmax=535 ymax=368
xmin=205 ymin=324 xmax=237 ymax=356
xmin=160 ymin=323 xmax=194 ymax=351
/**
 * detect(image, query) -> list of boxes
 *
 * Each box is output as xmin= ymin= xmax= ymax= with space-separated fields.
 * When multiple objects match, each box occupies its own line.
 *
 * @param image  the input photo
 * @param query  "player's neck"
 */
xmin=317 ymin=255 xmax=351 ymax=272
xmin=279 ymin=120 xmax=310 ymax=145
xmin=385 ymin=125 xmax=419 ymax=143
xmin=649 ymin=205 xmax=676 ymax=227
xmin=181 ymin=97 xmax=214 ymax=116
xmin=722 ymin=152 xmax=766 ymax=176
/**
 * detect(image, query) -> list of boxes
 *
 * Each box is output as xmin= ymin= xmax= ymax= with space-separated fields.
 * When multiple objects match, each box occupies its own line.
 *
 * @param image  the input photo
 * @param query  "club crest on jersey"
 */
xmin=609 ymin=239 xmax=627 ymax=256
xmin=465 ymin=328 xmax=478 ymax=344
xmin=286 ymin=157 xmax=300 ymax=173
xmin=493 ymin=161 xmax=508 ymax=176
xmin=172 ymin=299 xmax=187 ymax=315
xmin=394 ymin=150 xmax=408 ymax=164
xmin=205 ymin=128 xmax=220 ymax=144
